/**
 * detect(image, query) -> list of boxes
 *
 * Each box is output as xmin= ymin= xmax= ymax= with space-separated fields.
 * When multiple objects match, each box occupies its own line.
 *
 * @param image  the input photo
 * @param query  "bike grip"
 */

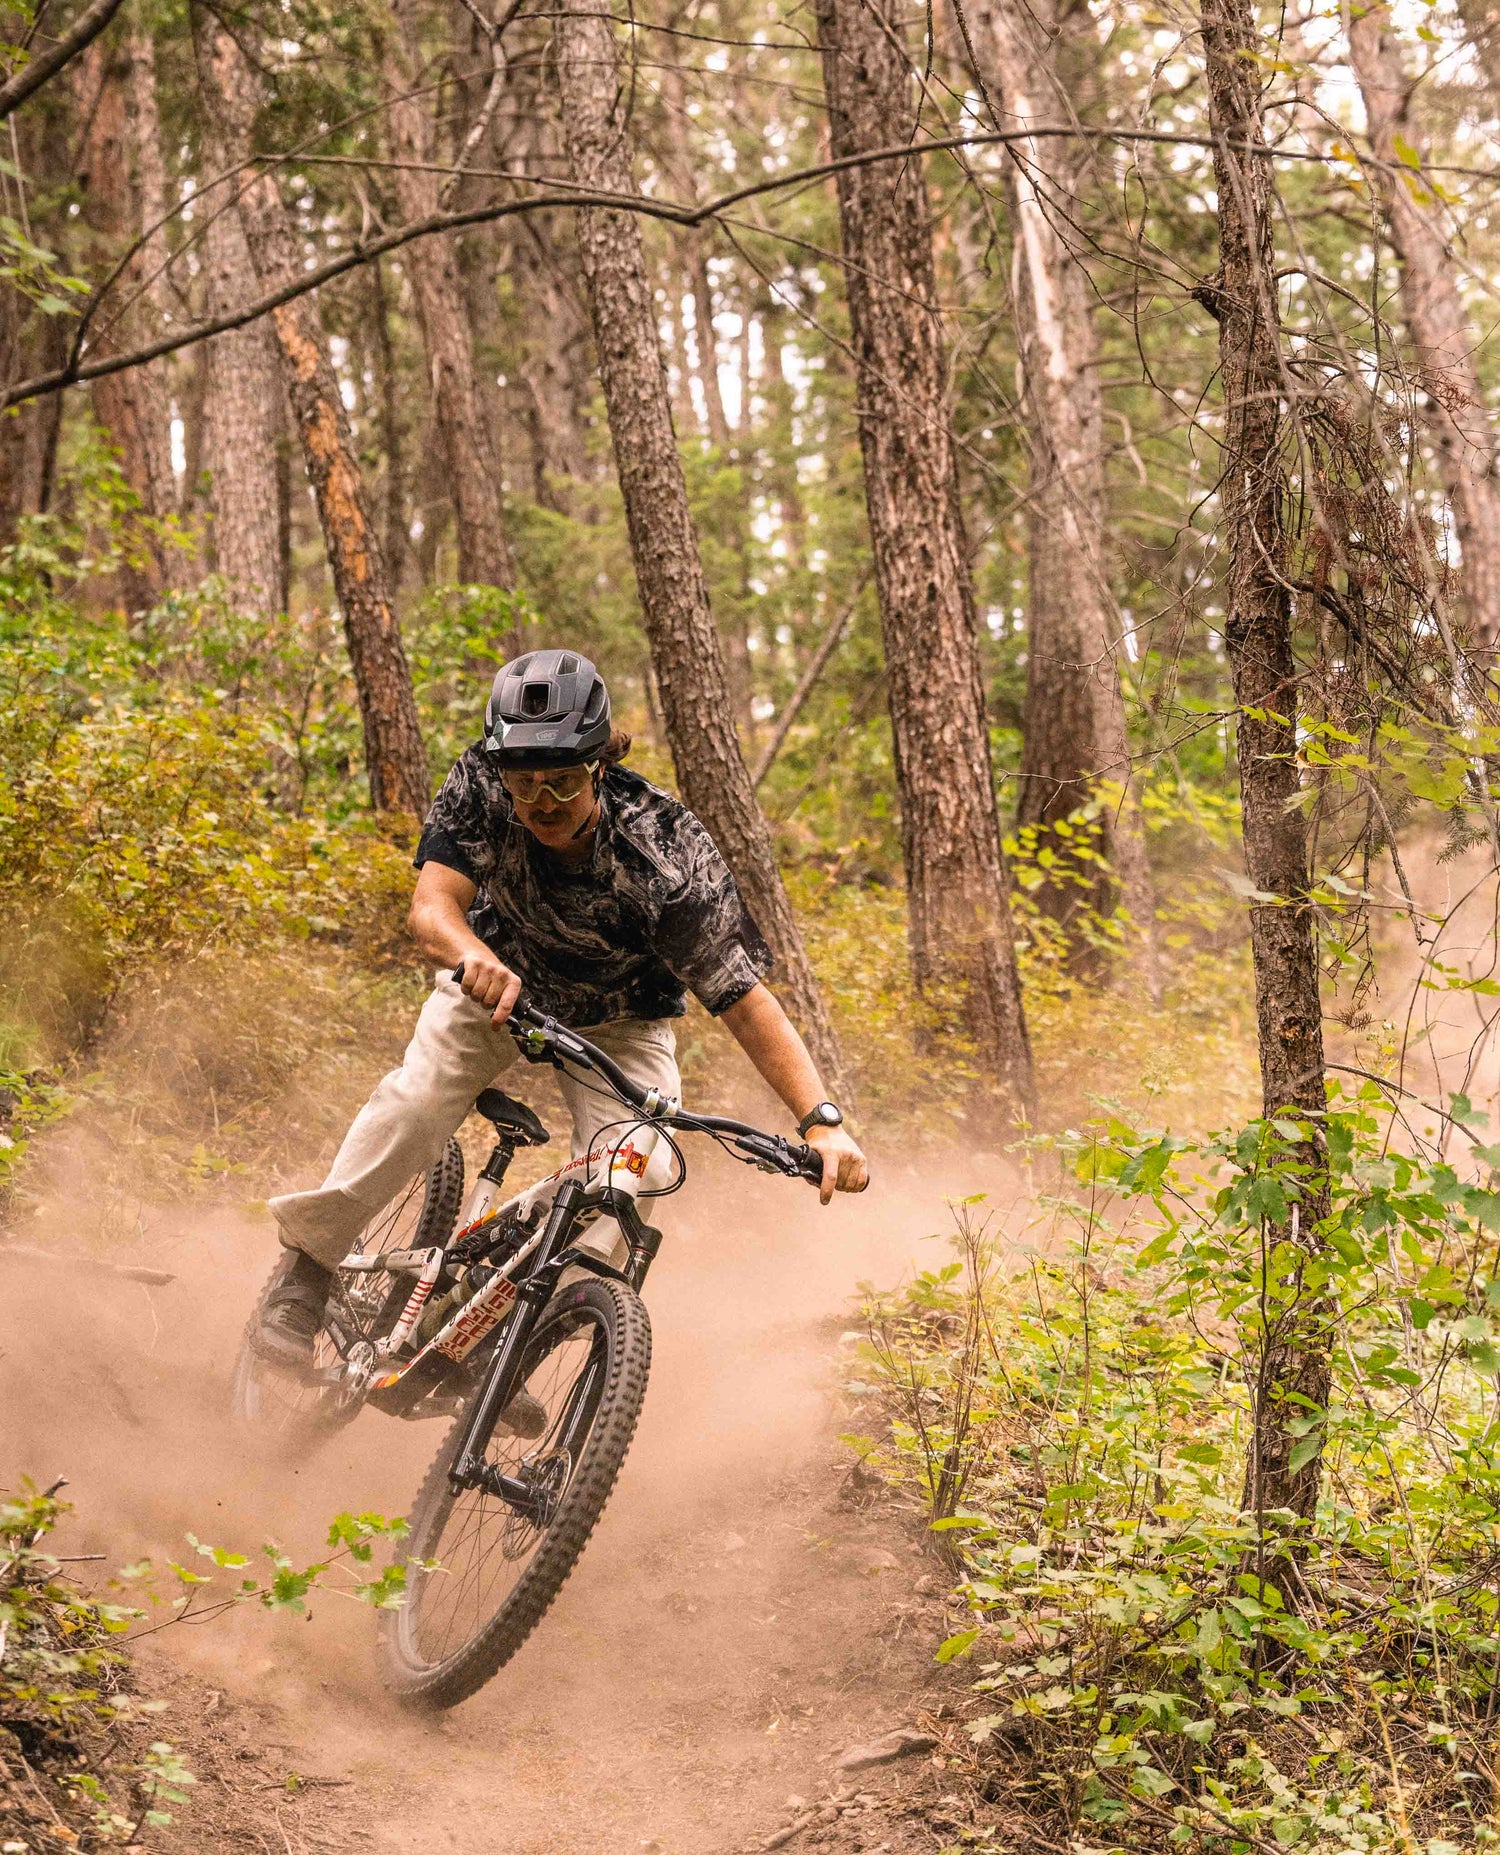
xmin=452 ymin=960 xmax=465 ymax=985
xmin=792 ymin=1142 xmax=825 ymax=1185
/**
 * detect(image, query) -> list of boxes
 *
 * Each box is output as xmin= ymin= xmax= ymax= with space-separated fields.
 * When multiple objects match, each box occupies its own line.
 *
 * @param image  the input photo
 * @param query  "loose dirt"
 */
xmin=4 ymin=1126 xmax=1012 ymax=1855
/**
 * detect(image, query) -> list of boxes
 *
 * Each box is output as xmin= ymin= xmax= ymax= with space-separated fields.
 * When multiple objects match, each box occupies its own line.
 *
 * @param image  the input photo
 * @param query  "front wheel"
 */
xmin=378 ymin=1275 xmax=651 ymax=1709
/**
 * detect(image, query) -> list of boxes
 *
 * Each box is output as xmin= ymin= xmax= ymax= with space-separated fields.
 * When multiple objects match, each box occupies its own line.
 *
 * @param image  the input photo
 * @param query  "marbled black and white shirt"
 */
xmin=415 ymin=748 xmax=774 ymax=1026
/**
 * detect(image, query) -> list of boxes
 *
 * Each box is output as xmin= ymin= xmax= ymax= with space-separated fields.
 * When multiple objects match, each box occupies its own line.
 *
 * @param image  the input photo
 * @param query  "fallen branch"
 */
xmin=0 ymin=1243 xmax=175 ymax=1286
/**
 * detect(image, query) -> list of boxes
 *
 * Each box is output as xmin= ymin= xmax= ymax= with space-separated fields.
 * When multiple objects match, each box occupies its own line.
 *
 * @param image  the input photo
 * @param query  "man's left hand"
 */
xmin=805 ymin=1124 xmax=870 ymax=1205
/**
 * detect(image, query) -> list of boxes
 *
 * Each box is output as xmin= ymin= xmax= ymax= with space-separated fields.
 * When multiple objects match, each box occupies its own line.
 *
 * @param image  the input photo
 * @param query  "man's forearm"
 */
xmin=720 ymin=984 xmax=827 ymax=1120
xmin=409 ymin=895 xmax=489 ymax=969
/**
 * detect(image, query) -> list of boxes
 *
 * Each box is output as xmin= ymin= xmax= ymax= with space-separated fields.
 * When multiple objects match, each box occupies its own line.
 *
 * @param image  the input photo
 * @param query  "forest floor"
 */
xmin=3 ymin=1086 xmax=1023 ymax=1855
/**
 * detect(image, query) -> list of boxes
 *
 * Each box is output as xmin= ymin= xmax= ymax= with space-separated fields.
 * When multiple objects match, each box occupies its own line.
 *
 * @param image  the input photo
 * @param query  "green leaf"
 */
xmin=936 ymin=1628 xmax=981 ymax=1664
xmin=1287 ymin=1432 xmax=1323 ymax=1473
xmin=1130 ymin=1764 xmax=1177 ymax=1798
xmin=1450 ymin=1093 xmax=1487 ymax=1130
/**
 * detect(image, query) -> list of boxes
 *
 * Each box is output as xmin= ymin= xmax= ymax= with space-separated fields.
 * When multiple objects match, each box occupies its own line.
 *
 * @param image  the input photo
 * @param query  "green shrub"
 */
xmin=849 ymin=1091 xmax=1500 ymax=1852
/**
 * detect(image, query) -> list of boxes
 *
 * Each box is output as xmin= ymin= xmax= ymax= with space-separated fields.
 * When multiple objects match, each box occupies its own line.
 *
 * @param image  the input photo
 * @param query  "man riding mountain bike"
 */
xmin=255 ymin=647 xmax=869 ymax=1362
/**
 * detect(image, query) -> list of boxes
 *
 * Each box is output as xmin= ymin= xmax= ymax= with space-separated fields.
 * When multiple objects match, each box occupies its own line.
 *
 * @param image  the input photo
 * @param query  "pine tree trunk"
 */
xmin=688 ymin=244 xmax=731 ymax=451
xmin=965 ymin=0 xmax=1159 ymax=999
xmin=1201 ymin=0 xmax=1330 ymax=1524
xmin=77 ymin=38 xmax=178 ymax=610
xmin=191 ymin=16 xmax=282 ymax=618
xmin=816 ymin=0 xmax=1034 ymax=1124
xmin=515 ymin=218 xmax=595 ymax=506
xmin=506 ymin=57 xmax=596 ymax=506
xmin=121 ymin=22 xmax=189 ymax=542
xmin=1348 ymin=4 xmax=1500 ymax=660
xmin=0 ymin=297 xmax=64 ymax=544
xmin=370 ymin=257 xmax=409 ymax=593
xmin=554 ymin=0 xmax=849 ymax=1099
xmin=759 ymin=288 xmax=807 ymax=573
xmin=195 ymin=8 xmax=429 ymax=817
xmin=385 ymin=2 xmax=516 ymax=595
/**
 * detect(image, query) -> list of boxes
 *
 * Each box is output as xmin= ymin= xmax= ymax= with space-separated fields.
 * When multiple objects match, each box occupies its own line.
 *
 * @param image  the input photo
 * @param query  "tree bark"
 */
xmin=195 ymin=4 xmax=429 ymax=817
xmin=191 ymin=14 xmax=282 ymax=617
xmin=555 ymin=0 xmax=850 ymax=1100
xmin=1348 ymin=4 xmax=1500 ymax=661
xmin=0 ymin=300 xmax=65 ymax=545
xmin=964 ymin=0 xmax=1159 ymax=999
xmin=503 ymin=49 xmax=597 ymax=506
xmin=758 ymin=286 xmax=807 ymax=573
xmin=77 ymin=37 xmax=178 ymax=609
xmin=1202 ymin=0 xmax=1330 ymax=1524
xmin=687 ymin=243 xmax=731 ymax=450
xmin=816 ymin=0 xmax=1034 ymax=1125
xmin=370 ymin=256 xmax=409 ymax=593
xmin=122 ymin=25 xmax=197 ymax=572
xmin=385 ymin=0 xmax=516 ymax=595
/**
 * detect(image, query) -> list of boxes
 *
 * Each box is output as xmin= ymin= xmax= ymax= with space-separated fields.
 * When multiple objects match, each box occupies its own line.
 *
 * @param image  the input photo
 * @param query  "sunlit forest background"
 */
xmin=8 ymin=0 xmax=1500 ymax=1845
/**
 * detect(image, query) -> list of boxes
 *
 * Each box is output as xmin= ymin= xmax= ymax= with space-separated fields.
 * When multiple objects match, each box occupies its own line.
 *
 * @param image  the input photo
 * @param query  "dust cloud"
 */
xmin=2 ymin=1112 xmax=1014 ymax=1854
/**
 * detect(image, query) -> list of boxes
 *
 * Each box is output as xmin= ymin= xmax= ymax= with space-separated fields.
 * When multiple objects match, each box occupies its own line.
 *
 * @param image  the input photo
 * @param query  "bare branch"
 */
xmin=753 ymin=570 xmax=872 ymax=788
xmin=0 ymin=0 xmax=127 ymax=122
xmin=5 ymin=124 xmax=1480 ymax=411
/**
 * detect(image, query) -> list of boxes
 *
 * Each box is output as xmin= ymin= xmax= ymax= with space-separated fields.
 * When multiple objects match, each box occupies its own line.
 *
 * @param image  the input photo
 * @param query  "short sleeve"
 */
xmin=413 ymin=747 xmax=491 ymax=883
xmin=651 ymin=820 xmax=775 ymax=1015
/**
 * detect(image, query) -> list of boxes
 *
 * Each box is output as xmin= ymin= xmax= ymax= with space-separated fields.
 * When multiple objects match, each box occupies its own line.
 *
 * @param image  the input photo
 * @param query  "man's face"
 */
xmin=500 ymin=762 xmax=599 ymax=850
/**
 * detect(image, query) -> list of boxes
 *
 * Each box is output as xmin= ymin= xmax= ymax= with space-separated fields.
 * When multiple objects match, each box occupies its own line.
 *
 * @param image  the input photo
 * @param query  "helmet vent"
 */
xmin=521 ymin=682 xmax=551 ymax=717
xmin=558 ymin=652 xmax=580 ymax=676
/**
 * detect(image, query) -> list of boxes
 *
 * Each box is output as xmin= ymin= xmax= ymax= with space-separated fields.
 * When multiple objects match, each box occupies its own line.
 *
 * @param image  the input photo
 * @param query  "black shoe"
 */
xmin=253 ymin=1249 xmax=335 ymax=1366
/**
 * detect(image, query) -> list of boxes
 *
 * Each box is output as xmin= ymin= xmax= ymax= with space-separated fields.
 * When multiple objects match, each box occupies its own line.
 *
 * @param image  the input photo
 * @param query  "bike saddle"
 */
xmin=474 ymin=1088 xmax=550 ymax=1147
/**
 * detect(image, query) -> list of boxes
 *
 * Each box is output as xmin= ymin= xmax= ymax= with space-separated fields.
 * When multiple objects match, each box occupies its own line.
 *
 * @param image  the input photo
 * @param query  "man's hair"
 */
xmin=600 ymin=727 xmax=632 ymax=765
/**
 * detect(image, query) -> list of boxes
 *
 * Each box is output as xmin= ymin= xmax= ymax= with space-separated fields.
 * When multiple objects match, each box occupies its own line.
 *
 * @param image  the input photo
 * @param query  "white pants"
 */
xmin=269 ymin=971 xmax=680 ymax=1270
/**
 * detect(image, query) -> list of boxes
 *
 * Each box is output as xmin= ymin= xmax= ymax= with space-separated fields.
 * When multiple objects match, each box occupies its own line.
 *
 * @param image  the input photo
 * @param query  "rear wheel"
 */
xmin=378 ymin=1275 xmax=651 ymax=1709
xmin=231 ymin=1139 xmax=465 ymax=1443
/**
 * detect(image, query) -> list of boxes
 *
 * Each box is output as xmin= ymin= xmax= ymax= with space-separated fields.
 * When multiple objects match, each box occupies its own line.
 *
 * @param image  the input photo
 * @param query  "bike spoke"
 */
xmin=403 ymin=1318 xmax=602 ymax=1670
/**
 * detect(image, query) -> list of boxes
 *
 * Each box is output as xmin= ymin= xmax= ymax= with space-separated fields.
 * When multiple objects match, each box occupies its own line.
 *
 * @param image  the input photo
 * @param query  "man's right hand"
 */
xmin=456 ymin=948 xmax=522 ymax=1025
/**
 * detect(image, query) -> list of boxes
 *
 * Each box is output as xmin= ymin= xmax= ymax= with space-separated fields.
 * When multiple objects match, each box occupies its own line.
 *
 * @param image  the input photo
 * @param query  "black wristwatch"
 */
xmin=797 ymin=1101 xmax=844 ymax=1137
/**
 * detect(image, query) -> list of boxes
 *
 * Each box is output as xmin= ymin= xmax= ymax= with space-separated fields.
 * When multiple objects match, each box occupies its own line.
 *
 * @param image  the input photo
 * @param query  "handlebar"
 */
xmin=450 ymin=964 xmax=825 ymax=1187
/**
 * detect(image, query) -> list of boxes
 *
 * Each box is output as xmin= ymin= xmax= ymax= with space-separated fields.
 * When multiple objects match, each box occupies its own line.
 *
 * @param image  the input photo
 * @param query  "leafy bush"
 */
xmin=848 ymin=1090 xmax=1500 ymax=1852
xmin=1 ymin=1486 xmax=408 ymax=1847
xmin=0 ymin=540 xmax=418 ymax=1063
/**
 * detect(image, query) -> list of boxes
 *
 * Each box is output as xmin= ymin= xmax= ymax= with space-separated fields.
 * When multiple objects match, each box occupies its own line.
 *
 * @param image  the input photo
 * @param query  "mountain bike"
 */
xmin=231 ymin=981 xmax=824 ymax=1709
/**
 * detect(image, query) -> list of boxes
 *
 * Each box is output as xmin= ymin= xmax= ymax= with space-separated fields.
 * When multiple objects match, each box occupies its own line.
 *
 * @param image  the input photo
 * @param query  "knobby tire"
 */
xmin=378 ymin=1274 xmax=651 ymax=1709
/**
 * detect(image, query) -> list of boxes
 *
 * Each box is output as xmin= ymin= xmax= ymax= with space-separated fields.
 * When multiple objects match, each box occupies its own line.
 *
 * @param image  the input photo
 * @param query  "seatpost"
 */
xmin=479 ymin=1137 xmax=517 ymax=1185
xmin=450 ymin=1176 xmax=586 ymax=1491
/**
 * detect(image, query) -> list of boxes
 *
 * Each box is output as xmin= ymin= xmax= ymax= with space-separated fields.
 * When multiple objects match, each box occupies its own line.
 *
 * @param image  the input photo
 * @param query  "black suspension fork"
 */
xmin=449 ymin=1177 xmax=586 ymax=1497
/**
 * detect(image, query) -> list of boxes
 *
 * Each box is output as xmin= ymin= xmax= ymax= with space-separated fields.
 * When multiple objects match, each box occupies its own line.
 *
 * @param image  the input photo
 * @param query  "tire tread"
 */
xmin=379 ymin=1276 xmax=651 ymax=1709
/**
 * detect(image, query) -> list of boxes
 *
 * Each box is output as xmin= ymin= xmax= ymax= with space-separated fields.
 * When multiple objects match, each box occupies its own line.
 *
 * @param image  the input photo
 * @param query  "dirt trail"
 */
xmin=3 ymin=1137 xmax=995 ymax=1854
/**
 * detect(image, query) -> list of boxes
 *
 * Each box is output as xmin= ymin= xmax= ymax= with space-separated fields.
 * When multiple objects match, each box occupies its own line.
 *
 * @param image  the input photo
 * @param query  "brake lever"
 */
xmin=732 ymin=1132 xmax=824 ymax=1186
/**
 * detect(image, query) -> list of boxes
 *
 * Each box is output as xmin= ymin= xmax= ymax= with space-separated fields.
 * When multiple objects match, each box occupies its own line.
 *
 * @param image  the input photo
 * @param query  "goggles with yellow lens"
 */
xmin=499 ymin=762 xmax=599 ymax=804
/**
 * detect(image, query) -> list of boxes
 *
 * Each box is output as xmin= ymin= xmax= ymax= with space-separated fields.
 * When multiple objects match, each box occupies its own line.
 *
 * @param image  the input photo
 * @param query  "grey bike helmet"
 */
xmin=484 ymin=649 xmax=612 ymax=766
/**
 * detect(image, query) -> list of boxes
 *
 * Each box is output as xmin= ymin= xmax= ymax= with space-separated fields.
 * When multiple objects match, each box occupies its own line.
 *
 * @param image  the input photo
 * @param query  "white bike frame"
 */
xmin=358 ymin=1116 xmax=669 ymax=1396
